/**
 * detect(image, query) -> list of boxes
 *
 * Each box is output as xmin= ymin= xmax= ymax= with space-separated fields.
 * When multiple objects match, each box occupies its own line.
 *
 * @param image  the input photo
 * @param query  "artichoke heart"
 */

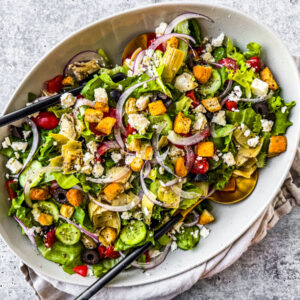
xmin=62 ymin=140 xmax=83 ymax=174
xmin=157 ymin=183 xmax=181 ymax=208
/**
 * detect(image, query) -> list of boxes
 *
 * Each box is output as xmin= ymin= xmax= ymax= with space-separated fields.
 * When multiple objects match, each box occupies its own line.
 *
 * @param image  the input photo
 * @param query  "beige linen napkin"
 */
xmin=20 ymin=57 xmax=300 ymax=300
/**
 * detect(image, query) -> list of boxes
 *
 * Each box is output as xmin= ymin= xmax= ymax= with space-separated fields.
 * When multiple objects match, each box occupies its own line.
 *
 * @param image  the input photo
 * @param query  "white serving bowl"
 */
xmin=0 ymin=2 xmax=299 ymax=288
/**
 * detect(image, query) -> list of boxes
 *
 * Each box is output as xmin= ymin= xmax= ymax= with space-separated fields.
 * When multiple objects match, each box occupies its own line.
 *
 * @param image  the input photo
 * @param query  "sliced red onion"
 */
xmin=184 ymin=146 xmax=194 ymax=172
xmin=75 ymin=98 xmax=95 ymax=109
xmin=183 ymin=210 xmax=200 ymax=227
xmin=59 ymin=215 xmax=99 ymax=243
xmin=237 ymin=98 xmax=265 ymax=103
xmin=71 ymin=185 xmax=83 ymax=191
xmin=24 ymin=166 xmax=62 ymax=207
xmin=132 ymin=50 xmax=145 ymax=75
xmin=13 ymin=215 xmax=36 ymax=246
xmin=220 ymin=96 xmax=229 ymax=107
xmin=210 ymin=123 xmax=217 ymax=138
xmin=148 ymin=33 xmax=196 ymax=50
xmin=63 ymin=50 xmax=99 ymax=76
xmin=140 ymin=162 xmax=172 ymax=208
xmin=86 ymin=167 xmax=130 ymax=184
xmin=159 ymin=178 xmax=180 ymax=187
xmin=114 ymin=127 xmax=125 ymax=149
xmin=143 ymin=161 xmax=151 ymax=179
xmin=219 ymin=80 xmax=233 ymax=99
xmin=208 ymin=62 xmax=224 ymax=68
xmin=90 ymin=193 xmax=141 ymax=212
xmin=167 ymin=128 xmax=210 ymax=146
xmin=171 ymin=184 xmax=203 ymax=199
xmin=116 ymin=77 xmax=157 ymax=134
xmin=164 ymin=13 xmax=214 ymax=34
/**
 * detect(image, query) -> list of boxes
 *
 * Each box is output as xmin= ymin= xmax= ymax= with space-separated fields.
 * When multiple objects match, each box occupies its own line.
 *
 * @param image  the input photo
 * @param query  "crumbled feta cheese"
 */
xmin=155 ymin=22 xmax=168 ymax=37
xmin=121 ymin=211 xmax=132 ymax=220
xmin=251 ymin=78 xmax=269 ymax=97
xmin=2 ymin=137 xmax=11 ymax=148
xmin=22 ymin=130 xmax=31 ymax=140
xmin=169 ymin=145 xmax=185 ymax=157
xmin=15 ymin=152 xmax=20 ymax=159
xmin=6 ymin=158 xmax=23 ymax=174
xmin=240 ymin=123 xmax=245 ymax=130
xmin=244 ymin=129 xmax=251 ymax=137
xmin=212 ymin=154 xmax=219 ymax=161
xmin=174 ymin=72 xmax=198 ymax=93
xmin=211 ymin=32 xmax=225 ymax=47
xmin=127 ymin=113 xmax=150 ymax=134
xmin=201 ymin=52 xmax=215 ymax=62
xmin=193 ymin=113 xmax=207 ymax=131
xmin=193 ymin=104 xmax=206 ymax=114
xmin=247 ymin=136 xmax=260 ymax=148
xmin=133 ymin=211 xmax=143 ymax=220
xmin=92 ymin=163 xmax=104 ymax=178
xmin=125 ymin=155 xmax=134 ymax=165
xmin=281 ymin=106 xmax=287 ymax=113
xmin=200 ymin=226 xmax=210 ymax=238
xmin=170 ymin=241 xmax=177 ymax=252
xmin=261 ymin=119 xmax=273 ymax=132
xmin=205 ymin=43 xmax=212 ymax=53
xmin=136 ymin=94 xmax=151 ymax=111
xmin=94 ymin=87 xmax=108 ymax=104
xmin=81 ymin=165 xmax=92 ymax=175
xmin=159 ymin=167 xmax=165 ymax=175
xmin=111 ymin=151 xmax=122 ymax=163
xmin=87 ymin=141 xmax=98 ymax=154
xmin=11 ymin=142 xmax=28 ymax=152
xmin=31 ymin=204 xmax=41 ymax=222
xmin=228 ymin=85 xmax=242 ymax=101
xmin=60 ymin=92 xmax=76 ymax=108
xmin=83 ymin=152 xmax=94 ymax=165
xmin=212 ymin=110 xmax=226 ymax=126
xmin=222 ymin=152 xmax=235 ymax=166
xmin=29 ymin=112 xmax=40 ymax=118
xmin=143 ymin=207 xmax=149 ymax=217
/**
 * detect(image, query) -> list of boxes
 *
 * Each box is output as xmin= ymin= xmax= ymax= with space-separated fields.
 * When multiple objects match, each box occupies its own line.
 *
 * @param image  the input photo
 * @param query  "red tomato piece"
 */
xmin=73 ymin=265 xmax=88 ymax=277
xmin=186 ymin=90 xmax=199 ymax=108
xmin=96 ymin=143 xmax=109 ymax=157
xmin=191 ymin=157 xmax=209 ymax=174
xmin=50 ymin=180 xmax=59 ymax=195
xmin=45 ymin=228 xmax=56 ymax=248
xmin=76 ymin=94 xmax=84 ymax=99
xmin=225 ymin=101 xmax=238 ymax=111
xmin=32 ymin=112 xmax=59 ymax=130
xmin=104 ymin=245 xmax=120 ymax=259
xmin=144 ymin=251 xmax=151 ymax=263
xmin=46 ymin=75 xmax=63 ymax=93
xmin=98 ymin=245 xmax=107 ymax=259
xmin=246 ymin=56 xmax=261 ymax=72
xmin=89 ymin=123 xmax=105 ymax=136
xmin=6 ymin=179 xmax=17 ymax=200
xmin=125 ymin=123 xmax=137 ymax=137
xmin=218 ymin=58 xmax=238 ymax=71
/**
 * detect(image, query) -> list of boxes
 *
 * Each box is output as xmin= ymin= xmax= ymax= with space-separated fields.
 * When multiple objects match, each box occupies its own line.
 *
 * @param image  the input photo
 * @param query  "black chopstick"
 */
xmin=0 ymin=85 xmax=84 ymax=127
xmin=75 ymin=213 xmax=183 ymax=300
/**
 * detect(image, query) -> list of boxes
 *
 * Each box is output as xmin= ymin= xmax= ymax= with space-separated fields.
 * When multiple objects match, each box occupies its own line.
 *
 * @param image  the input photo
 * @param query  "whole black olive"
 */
xmin=109 ymin=89 xmax=122 ymax=102
xmin=111 ymin=72 xmax=127 ymax=83
xmin=78 ymin=136 xmax=86 ymax=149
xmin=53 ymin=188 xmax=69 ymax=204
xmin=82 ymin=249 xmax=100 ymax=265
xmin=10 ymin=125 xmax=23 ymax=139
xmin=205 ymin=111 xmax=214 ymax=122
xmin=192 ymin=173 xmax=209 ymax=182
xmin=253 ymin=102 xmax=269 ymax=117
xmin=40 ymin=225 xmax=55 ymax=236
xmin=267 ymin=112 xmax=276 ymax=121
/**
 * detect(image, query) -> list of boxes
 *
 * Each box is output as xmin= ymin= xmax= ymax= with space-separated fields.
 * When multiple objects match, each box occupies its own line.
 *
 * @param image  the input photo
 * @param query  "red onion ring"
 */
xmin=114 ymin=127 xmax=125 ymax=149
xmin=220 ymin=96 xmax=229 ymax=107
xmin=218 ymin=80 xmax=233 ymax=99
xmin=13 ymin=215 xmax=36 ymax=246
xmin=75 ymin=98 xmax=95 ymax=109
xmin=208 ymin=62 xmax=225 ymax=68
xmin=167 ymin=128 xmax=210 ymax=146
xmin=59 ymin=215 xmax=99 ymax=243
xmin=164 ymin=13 xmax=214 ymax=34
xmin=143 ymin=161 xmax=151 ymax=179
xmin=148 ymin=33 xmax=196 ymax=50
xmin=159 ymin=178 xmax=180 ymax=187
xmin=132 ymin=50 xmax=145 ymax=75
xmin=171 ymin=185 xmax=203 ymax=199
xmin=116 ymin=77 xmax=157 ymax=135
xmin=210 ymin=123 xmax=217 ymax=138
xmin=183 ymin=210 xmax=200 ymax=227
xmin=86 ymin=167 xmax=130 ymax=184
xmin=184 ymin=146 xmax=195 ymax=172
xmin=63 ymin=50 xmax=99 ymax=76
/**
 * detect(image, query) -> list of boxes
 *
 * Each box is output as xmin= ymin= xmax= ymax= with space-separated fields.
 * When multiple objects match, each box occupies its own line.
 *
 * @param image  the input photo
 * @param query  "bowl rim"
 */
xmin=1 ymin=1 xmax=300 ymax=288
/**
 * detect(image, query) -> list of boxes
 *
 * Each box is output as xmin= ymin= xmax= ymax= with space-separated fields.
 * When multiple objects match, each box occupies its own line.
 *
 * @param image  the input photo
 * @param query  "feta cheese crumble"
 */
xmin=211 ymin=32 xmax=225 ymax=47
xmin=127 ymin=114 xmax=150 ymax=134
xmin=92 ymin=163 xmax=104 ymax=178
xmin=60 ymin=92 xmax=76 ymax=108
xmin=11 ymin=141 xmax=28 ymax=152
xmin=200 ymin=226 xmax=210 ymax=238
xmin=193 ymin=113 xmax=207 ymax=131
xmin=212 ymin=110 xmax=226 ymax=126
xmin=222 ymin=152 xmax=235 ymax=166
xmin=247 ymin=136 xmax=260 ymax=148
xmin=251 ymin=78 xmax=269 ymax=97
xmin=125 ymin=155 xmax=134 ymax=165
xmin=174 ymin=73 xmax=198 ymax=93
xmin=155 ymin=22 xmax=168 ymax=37
xmin=244 ymin=129 xmax=251 ymax=137
xmin=2 ymin=137 xmax=11 ymax=149
xmin=6 ymin=158 xmax=23 ymax=174
xmin=94 ymin=87 xmax=108 ymax=104
xmin=111 ymin=151 xmax=122 ymax=163
xmin=136 ymin=94 xmax=151 ymax=111
xmin=228 ymin=85 xmax=242 ymax=101
xmin=261 ymin=119 xmax=273 ymax=132
xmin=281 ymin=106 xmax=287 ymax=113
xmin=86 ymin=141 xmax=98 ymax=154
xmin=22 ymin=130 xmax=31 ymax=140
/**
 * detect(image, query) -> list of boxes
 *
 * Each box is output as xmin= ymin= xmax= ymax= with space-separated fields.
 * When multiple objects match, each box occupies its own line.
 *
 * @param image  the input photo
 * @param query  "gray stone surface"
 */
xmin=0 ymin=0 xmax=299 ymax=299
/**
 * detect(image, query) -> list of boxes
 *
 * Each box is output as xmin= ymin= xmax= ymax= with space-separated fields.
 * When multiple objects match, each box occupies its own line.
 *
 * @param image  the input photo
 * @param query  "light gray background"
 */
xmin=0 ymin=0 xmax=299 ymax=299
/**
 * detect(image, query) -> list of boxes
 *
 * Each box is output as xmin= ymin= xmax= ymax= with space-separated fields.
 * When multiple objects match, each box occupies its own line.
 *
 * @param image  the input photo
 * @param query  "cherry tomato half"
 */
xmin=98 ymin=245 xmax=120 ymax=259
xmin=125 ymin=123 xmax=137 ymax=137
xmin=6 ymin=179 xmax=17 ymax=200
xmin=147 ymin=32 xmax=165 ymax=52
xmin=46 ymin=75 xmax=63 ymax=93
xmin=191 ymin=157 xmax=209 ymax=174
xmin=32 ymin=112 xmax=59 ymax=130
xmin=186 ymin=90 xmax=199 ymax=108
xmin=73 ymin=265 xmax=88 ymax=277
xmin=246 ymin=56 xmax=261 ymax=72
xmin=225 ymin=101 xmax=238 ymax=111
xmin=45 ymin=228 xmax=56 ymax=248
xmin=218 ymin=58 xmax=238 ymax=71
xmin=89 ymin=123 xmax=105 ymax=136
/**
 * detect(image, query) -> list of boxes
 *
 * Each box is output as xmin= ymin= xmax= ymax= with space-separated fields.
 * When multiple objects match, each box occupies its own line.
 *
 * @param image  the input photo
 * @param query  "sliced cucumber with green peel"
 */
xmin=19 ymin=160 xmax=43 ymax=188
xmin=120 ymin=220 xmax=147 ymax=246
xmin=198 ymin=69 xmax=221 ymax=96
xmin=56 ymin=223 xmax=81 ymax=245
xmin=38 ymin=201 xmax=59 ymax=222
xmin=150 ymin=114 xmax=173 ymax=135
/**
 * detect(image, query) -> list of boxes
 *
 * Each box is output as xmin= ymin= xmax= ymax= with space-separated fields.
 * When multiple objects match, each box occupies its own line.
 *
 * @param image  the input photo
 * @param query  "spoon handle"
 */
xmin=75 ymin=213 xmax=183 ymax=300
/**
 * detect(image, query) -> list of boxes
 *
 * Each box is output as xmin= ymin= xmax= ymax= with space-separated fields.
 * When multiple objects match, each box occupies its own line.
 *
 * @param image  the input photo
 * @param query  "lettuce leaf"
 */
xmin=99 ymin=65 xmax=129 ymax=77
xmin=72 ymin=206 xmax=94 ymax=231
xmin=47 ymin=105 xmax=71 ymax=118
xmin=175 ymin=95 xmax=192 ymax=115
xmin=92 ymin=258 xmax=121 ymax=278
xmin=81 ymin=75 xmax=102 ymax=100
xmin=243 ymin=42 xmax=261 ymax=59
xmin=189 ymin=19 xmax=201 ymax=46
xmin=52 ymin=173 xmax=79 ymax=189
xmin=126 ymin=132 xmax=153 ymax=144
xmin=77 ymin=173 xmax=103 ymax=195
xmin=226 ymin=37 xmax=245 ymax=65
xmin=208 ymin=163 xmax=234 ymax=190
xmin=175 ymin=20 xmax=190 ymax=57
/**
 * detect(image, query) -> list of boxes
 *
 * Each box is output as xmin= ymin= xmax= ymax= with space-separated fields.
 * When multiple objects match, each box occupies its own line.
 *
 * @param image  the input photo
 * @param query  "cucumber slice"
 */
xmin=198 ymin=69 xmax=221 ymax=96
xmin=38 ymin=201 xmax=59 ymax=222
xmin=149 ymin=114 xmax=173 ymax=135
xmin=19 ymin=160 xmax=43 ymax=188
xmin=120 ymin=220 xmax=147 ymax=246
xmin=55 ymin=223 xmax=81 ymax=245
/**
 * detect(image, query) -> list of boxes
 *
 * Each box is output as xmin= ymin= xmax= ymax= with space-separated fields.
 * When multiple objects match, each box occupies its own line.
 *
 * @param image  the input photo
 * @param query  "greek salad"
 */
xmin=1 ymin=12 xmax=295 ymax=278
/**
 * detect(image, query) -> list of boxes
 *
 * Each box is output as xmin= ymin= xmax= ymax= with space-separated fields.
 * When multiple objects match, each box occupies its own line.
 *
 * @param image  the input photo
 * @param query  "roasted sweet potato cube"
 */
xmin=199 ymin=209 xmax=215 ymax=225
xmin=84 ymin=109 xmax=103 ymax=123
xmin=196 ymin=141 xmax=214 ymax=157
xmin=174 ymin=112 xmax=192 ymax=134
xmin=221 ymin=177 xmax=236 ymax=192
xmin=95 ymin=102 xmax=109 ymax=113
xmin=62 ymin=76 xmax=74 ymax=86
xmin=175 ymin=157 xmax=188 ymax=177
xmin=201 ymin=97 xmax=221 ymax=112
xmin=103 ymin=183 xmax=123 ymax=201
xmin=148 ymin=100 xmax=167 ymax=116
xmin=193 ymin=65 xmax=212 ymax=84
xmin=268 ymin=135 xmax=287 ymax=157
xmin=260 ymin=67 xmax=278 ymax=90
xmin=95 ymin=117 xmax=116 ymax=135
xmin=38 ymin=213 xmax=53 ymax=226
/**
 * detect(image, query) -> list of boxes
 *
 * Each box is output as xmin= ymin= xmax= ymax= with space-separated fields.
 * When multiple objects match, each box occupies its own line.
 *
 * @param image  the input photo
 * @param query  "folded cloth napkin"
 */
xmin=20 ymin=57 xmax=300 ymax=300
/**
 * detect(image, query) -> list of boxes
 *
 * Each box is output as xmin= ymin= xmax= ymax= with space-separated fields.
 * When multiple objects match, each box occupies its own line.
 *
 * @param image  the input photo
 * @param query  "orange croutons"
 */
xmin=30 ymin=187 xmax=51 ymax=201
xmin=95 ymin=117 xmax=116 ymax=135
xmin=174 ymin=112 xmax=192 ymax=134
xmin=221 ymin=177 xmax=236 ymax=192
xmin=127 ymin=138 xmax=141 ymax=152
xmin=193 ymin=65 xmax=212 ymax=84
xmin=60 ymin=204 xmax=75 ymax=218
xmin=268 ymin=136 xmax=287 ymax=157
xmin=144 ymin=145 xmax=154 ymax=160
xmin=260 ymin=67 xmax=278 ymax=90
xmin=130 ymin=157 xmax=144 ymax=172
xmin=196 ymin=141 xmax=214 ymax=157
xmin=199 ymin=209 xmax=215 ymax=225
xmin=103 ymin=183 xmax=123 ymax=201
xmin=201 ymin=97 xmax=222 ymax=112
xmin=99 ymin=227 xmax=118 ymax=246
xmin=175 ymin=157 xmax=188 ymax=177
xmin=95 ymin=102 xmax=109 ymax=113
xmin=66 ymin=189 xmax=83 ymax=207
xmin=62 ymin=76 xmax=74 ymax=86
xmin=38 ymin=213 xmax=53 ymax=226
xmin=84 ymin=109 xmax=103 ymax=123
xmin=167 ymin=36 xmax=178 ymax=49
xmin=148 ymin=100 xmax=167 ymax=116
xmin=125 ymin=97 xmax=138 ymax=115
